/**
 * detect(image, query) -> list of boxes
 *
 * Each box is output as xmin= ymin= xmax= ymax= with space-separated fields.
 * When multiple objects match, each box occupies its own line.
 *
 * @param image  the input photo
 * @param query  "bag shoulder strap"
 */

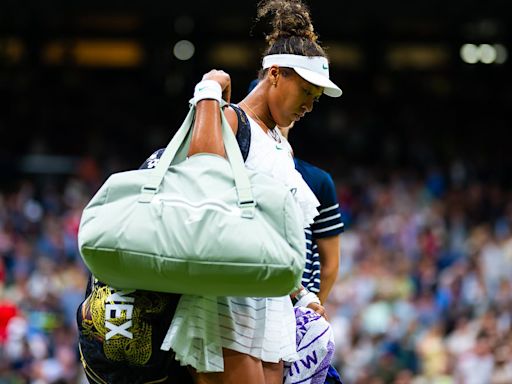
xmin=139 ymin=103 xmax=256 ymax=217
xmin=230 ymin=103 xmax=251 ymax=162
xmin=139 ymin=104 xmax=251 ymax=170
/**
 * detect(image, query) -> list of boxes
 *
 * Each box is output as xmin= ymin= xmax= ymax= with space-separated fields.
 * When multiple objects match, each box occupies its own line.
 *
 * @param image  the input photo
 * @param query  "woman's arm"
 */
xmin=317 ymin=234 xmax=341 ymax=304
xmin=187 ymin=69 xmax=238 ymax=157
xmin=188 ymin=98 xmax=226 ymax=157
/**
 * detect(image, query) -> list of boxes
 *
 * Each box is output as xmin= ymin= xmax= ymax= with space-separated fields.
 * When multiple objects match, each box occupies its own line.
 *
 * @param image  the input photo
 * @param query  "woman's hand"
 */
xmin=291 ymin=286 xmax=327 ymax=320
xmin=202 ymin=69 xmax=231 ymax=103
xmin=307 ymin=302 xmax=327 ymax=320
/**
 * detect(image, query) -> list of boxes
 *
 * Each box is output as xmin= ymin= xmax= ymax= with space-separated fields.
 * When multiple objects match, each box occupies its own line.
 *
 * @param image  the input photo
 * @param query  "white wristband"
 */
xmin=294 ymin=291 xmax=321 ymax=308
xmin=192 ymin=80 xmax=222 ymax=105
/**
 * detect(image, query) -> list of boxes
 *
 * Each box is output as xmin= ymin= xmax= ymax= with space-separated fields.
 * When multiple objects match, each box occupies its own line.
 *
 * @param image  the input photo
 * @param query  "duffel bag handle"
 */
xmin=139 ymin=101 xmax=256 ymax=218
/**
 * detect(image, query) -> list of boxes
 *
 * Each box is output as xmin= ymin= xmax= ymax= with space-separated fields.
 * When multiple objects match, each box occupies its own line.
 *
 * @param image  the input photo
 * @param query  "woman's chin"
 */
xmin=280 ymin=121 xmax=295 ymax=129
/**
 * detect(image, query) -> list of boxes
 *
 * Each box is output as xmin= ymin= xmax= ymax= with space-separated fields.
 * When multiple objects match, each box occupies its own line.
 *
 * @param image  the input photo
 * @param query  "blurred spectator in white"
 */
xmin=455 ymin=332 xmax=494 ymax=384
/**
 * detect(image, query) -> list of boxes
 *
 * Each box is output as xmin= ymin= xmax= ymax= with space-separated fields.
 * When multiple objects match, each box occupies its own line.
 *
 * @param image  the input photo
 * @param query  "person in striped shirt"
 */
xmin=281 ymin=127 xmax=344 ymax=304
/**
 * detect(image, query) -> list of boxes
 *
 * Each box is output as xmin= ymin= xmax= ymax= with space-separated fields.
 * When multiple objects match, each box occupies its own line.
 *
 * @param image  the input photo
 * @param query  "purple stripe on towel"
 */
xmin=290 ymin=365 xmax=329 ymax=384
xmin=297 ymin=325 xmax=330 ymax=353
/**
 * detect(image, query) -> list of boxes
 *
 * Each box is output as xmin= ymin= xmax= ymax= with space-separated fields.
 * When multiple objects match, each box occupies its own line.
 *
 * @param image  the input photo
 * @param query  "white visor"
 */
xmin=262 ymin=54 xmax=342 ymax=97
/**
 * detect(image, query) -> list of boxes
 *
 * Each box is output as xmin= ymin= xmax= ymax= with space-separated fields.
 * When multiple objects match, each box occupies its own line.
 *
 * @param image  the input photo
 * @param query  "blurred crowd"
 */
xmin=0 ymin=178 xmax=90 ymax=384
xmin=327 ymin=165 xmax=512 ymax=383
xmin=1 ymin=159 xmax=512 ymax=383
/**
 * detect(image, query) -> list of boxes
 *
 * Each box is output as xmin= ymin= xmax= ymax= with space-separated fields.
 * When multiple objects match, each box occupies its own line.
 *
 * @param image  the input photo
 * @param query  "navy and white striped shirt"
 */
xmin=295 ymin=158 xmax=344 ymax=293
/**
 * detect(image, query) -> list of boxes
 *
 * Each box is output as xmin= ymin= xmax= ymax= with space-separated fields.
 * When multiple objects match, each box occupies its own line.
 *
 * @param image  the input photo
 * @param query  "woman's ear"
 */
xmin=268 ymin=66 xmax=280 ymax=86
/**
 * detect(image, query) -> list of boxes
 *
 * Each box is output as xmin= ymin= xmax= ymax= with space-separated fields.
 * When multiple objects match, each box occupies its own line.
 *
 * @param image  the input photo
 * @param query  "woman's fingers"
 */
xmin=306 ymin=302 xmax=328 ymax=320
xmin=202 ymin=70 xmax=231 ymax=103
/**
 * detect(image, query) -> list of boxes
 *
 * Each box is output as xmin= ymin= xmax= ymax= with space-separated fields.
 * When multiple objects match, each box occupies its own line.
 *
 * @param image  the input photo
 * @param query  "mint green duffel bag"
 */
xmin=78 ymin=103 xmax=306 ymax=297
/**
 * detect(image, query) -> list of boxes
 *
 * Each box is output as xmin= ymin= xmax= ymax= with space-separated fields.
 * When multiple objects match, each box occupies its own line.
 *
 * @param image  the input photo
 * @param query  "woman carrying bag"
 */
xmin=165 ymin=1 xmax=342 ymax=383
xmin=77 ymin=0 xmax=343 ymax=383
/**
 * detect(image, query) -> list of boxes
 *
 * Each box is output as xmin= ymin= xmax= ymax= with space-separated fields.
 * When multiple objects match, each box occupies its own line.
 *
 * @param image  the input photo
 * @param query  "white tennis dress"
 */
xmin=160 ymin=113 xmax=320 ymax=372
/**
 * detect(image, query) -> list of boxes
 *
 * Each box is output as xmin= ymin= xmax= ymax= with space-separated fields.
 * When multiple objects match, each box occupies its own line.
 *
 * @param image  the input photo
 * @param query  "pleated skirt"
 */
xmin=161 ymin=294 xmax=298 ymax=372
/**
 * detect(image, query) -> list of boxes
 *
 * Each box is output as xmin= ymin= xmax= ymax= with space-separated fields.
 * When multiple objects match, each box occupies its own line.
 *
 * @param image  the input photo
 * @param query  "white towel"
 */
xmin=284 ymin=307 xmax=336 ymax=384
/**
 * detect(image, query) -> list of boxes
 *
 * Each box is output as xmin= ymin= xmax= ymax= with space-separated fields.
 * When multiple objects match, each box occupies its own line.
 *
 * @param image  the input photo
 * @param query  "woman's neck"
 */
xmin=240 ymin=94 xmax=274 ymax=133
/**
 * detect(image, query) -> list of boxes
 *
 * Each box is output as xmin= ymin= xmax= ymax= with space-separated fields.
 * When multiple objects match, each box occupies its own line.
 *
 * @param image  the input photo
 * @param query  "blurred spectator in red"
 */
xmin=0 ymin=292 xmax=18 ymax=345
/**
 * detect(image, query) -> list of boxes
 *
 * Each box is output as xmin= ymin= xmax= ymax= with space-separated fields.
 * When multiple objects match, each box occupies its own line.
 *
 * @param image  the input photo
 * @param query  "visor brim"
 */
xmin=294 ymin=67 xmax=342 ymax=98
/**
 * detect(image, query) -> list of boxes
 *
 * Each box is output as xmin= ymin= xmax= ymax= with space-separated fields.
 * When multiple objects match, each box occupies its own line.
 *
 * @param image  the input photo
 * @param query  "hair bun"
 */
xmin=257 ymin=0 xmax=319 ymax=45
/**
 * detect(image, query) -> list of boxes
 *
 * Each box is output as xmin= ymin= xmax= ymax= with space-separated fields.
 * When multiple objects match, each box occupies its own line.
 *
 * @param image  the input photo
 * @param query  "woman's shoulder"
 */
xmin=223 ymin=105 xmax=239 ymax=134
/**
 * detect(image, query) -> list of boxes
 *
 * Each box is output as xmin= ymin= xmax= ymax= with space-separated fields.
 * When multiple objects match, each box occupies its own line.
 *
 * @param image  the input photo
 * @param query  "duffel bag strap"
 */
xmin=139 ymin=106 xmax=196 ymax=203
xmin=219 ymin=107 xmax=256 ymax=219
xmin=139 ymin=101 xmax=256 ymax=218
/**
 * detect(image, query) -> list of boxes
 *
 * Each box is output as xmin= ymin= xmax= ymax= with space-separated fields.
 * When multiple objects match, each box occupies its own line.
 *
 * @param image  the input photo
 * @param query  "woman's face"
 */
xmin=268 ymin=67 xmax=324 ymax=128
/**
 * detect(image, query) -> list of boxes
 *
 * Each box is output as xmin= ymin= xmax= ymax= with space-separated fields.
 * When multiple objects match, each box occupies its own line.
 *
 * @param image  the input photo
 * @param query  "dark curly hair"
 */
xmin=257 ymin=0 xmax=327 ymax=58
